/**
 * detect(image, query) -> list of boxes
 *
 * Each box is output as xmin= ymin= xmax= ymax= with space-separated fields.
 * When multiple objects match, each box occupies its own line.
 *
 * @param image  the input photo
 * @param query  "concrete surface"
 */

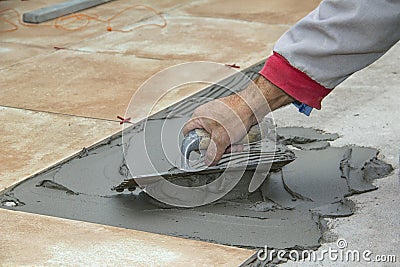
xmin=0 ymin=0 xmax=398 ymax=266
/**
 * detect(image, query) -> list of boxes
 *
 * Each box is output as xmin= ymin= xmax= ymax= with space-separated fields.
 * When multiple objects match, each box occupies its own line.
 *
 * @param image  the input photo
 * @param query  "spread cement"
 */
xmin=0 ymin=62 xmax=393 ymax=255
xmin=0 ymin=127 xmax=392 ymax=250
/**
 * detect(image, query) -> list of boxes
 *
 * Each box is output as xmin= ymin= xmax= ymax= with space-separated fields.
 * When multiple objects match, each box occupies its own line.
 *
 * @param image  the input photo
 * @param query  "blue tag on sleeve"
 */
xmin=293 ymin=102 xmax=313 ymax=116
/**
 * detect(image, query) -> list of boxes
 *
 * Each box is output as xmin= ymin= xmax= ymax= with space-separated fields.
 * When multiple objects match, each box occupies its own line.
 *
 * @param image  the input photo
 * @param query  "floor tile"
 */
xmin=0 ymin=106 xmax=119 ymax=191
xmin=0 ymin=209 xmax=254 ymax=266
xmin=0 ymin=50 xmax=184 ymax=120
xmin=70 ymin=16 xmax=289 ymax=66
xmin=0 ymin=42 xmax=51 ymax=70
xmin=171 ymin=0 xmax=321 ymax=25
xmin=87 ymin=0 xmax=192 ymax=24
xmin=1 ymin=0 xmax=102 ymax=47
xmin=0 ymin=0 xmax=190 ymax=47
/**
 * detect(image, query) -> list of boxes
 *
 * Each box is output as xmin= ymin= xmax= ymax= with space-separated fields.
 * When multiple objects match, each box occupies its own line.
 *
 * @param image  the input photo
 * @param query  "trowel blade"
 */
xmin=112 ymin=144 xmax=295 ymax=195
xmin=248 ymin=173 xmax=269 ymax=193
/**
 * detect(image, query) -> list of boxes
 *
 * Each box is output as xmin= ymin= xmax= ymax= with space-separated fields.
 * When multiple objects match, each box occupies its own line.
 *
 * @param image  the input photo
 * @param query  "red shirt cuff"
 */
xmin=259 ymin=52 xmax=332 ymax=109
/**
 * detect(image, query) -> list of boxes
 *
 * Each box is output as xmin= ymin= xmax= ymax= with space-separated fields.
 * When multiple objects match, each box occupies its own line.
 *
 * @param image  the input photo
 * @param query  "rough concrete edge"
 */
xmin=238 ymin=144 xmax=396 ymax=266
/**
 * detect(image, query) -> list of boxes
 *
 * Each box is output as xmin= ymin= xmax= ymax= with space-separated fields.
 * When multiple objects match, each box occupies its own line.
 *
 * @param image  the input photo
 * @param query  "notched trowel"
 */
xmin=113 ymin=121 xmax=295 ymax=194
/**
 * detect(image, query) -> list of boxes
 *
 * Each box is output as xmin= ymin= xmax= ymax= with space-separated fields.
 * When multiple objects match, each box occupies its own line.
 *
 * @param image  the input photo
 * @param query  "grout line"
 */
xmin=0 ymin=41 xmax=52 ymax=50
xmin=0 ymin=41 xmax=169 ymax=64
xmin=39 ymin=46 xmax=169 ymax=61
xmin=0 ymin=105 xmax=121 ymax=124
xmin=161 ymin=14 xmax=293 ymax=28
xmin=0 ymin=43 xmax=59 ymax=71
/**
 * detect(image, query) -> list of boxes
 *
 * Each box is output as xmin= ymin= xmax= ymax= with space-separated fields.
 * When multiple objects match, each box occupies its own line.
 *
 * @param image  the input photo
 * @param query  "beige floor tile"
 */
xmin=1 ymin=0 xmax=66 ymax=12
xmin=0 ymin=42 xmax=52 ymax=70
xmin=0 ymin=209 xmax=254 ymax=266
xmin=0 ymin=0 xmax=190 ymax=47
xmin=88 ymin=0 xmax=192 ymax=23
xmin=1 ymin=0 xmax=102 ymax=47
xmin=0 ymin=50 xmax=185 ymax=120
xmin=70 ymin=15 xmax=288 ymax=66
xmin=152 ymin=83 xmax=207 ymax=114
xmin=0 ymin=106 xmax=119 ymax=191
xmin=171 ymin=0 xmax=321 ymax=25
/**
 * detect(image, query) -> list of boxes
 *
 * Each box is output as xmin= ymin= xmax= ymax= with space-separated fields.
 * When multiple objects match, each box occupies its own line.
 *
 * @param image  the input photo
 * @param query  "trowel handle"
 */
xmin=181 ymin=123 xmax=265 ymax=169
xmin=188 ymin=124 xmax=263 ymax=151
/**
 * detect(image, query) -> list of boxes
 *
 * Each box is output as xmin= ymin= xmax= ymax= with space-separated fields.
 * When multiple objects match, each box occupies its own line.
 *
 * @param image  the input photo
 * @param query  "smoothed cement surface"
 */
xmin=0 ymin=62 xmax=393 ymax=256
xmin=0 ymin=127 xmax=392 ymax=250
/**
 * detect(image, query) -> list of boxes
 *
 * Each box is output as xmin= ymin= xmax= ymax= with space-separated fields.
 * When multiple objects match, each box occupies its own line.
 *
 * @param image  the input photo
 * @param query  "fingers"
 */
xmin=182 ymin=118 xmax=199 ymax=136
xmin=182 ymin=115 xmax=232 ymax=166
xmin=205 ymin=129 xmax=230 ymax=166
xmin=225 ymin=144 xmax=244 ymax=153
xmin=182 ymin=96 xmax=250 ymax=166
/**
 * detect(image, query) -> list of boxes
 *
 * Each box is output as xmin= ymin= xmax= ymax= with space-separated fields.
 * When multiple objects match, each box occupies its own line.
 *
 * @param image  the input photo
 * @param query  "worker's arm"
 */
xmin=184 ymin=0 xmax=400 ymax=166
xmin=264 ymin=0 xmax=400 ymax=110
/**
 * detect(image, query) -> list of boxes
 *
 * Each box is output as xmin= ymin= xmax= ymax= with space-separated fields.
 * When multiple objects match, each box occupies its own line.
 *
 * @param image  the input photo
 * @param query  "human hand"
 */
xmin=182 ymin=76 xmax=293 ymax=166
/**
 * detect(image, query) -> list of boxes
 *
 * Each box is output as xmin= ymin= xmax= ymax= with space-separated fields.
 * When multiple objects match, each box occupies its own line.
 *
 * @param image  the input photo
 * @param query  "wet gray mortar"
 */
xmin=0 ymin=61 xmax=393 ymax=265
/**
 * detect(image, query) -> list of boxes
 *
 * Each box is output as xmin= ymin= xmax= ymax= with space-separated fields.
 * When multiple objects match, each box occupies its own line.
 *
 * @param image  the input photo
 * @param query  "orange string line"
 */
xmin=0 ymin=4 xmax=167 ymax=33
xmin=0 ymin=8 xmax=23 ymax=32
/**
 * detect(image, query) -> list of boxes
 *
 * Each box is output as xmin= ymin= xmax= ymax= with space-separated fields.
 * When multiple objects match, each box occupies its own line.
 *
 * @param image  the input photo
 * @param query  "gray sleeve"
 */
xmin=274 ymin=0 xmax=400 ymax=89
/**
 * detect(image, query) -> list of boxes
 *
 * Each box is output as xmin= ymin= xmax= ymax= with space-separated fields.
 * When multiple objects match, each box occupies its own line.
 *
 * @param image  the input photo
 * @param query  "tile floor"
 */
xmin=0 ymin=0 xmax=320 ymax=265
